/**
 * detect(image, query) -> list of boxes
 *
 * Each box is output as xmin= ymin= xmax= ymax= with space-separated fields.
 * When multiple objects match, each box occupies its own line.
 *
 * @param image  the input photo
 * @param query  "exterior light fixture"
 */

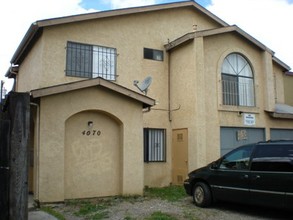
xmin=88 ymin=121 xmax=93 ymax=127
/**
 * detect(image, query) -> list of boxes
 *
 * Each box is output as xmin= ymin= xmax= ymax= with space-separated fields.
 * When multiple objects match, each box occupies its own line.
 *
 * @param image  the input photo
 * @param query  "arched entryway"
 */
xmin=64 ymin=110 xmax=122 ymax=199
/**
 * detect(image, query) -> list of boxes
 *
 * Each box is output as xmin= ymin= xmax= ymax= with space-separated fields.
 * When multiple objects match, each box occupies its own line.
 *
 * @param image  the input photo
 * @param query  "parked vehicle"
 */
xmin=184 ymin=140 xmax=293 ymax=209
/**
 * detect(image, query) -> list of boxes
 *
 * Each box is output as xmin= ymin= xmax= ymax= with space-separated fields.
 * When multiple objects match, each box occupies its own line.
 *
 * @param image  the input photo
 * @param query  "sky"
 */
xmin=1 ymin=0 xmax=292 ymax=93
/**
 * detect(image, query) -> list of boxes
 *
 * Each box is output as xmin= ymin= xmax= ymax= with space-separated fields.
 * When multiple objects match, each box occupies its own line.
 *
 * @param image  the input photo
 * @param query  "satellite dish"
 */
xmin=133 ymin=76 xmax=152 ymax=95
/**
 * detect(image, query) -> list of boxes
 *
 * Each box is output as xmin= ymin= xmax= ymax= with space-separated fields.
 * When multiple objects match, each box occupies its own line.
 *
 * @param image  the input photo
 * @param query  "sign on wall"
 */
xmin=243 ymin=113 xmax=255 ymax=126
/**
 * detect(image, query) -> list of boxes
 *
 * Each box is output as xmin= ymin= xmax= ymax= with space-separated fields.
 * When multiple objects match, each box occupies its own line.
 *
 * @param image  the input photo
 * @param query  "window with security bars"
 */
xmin=221 ymin=53 xmax=255 ymax=106
xmin=144 ymin=128 xmax=166 ymax=162
xmin=66 ymin=41 xmax=117 ymax=80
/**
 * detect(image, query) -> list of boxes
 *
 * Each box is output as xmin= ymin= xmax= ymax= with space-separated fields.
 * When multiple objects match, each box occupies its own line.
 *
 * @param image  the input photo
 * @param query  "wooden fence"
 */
xmin=0 ymin=92 xmax=30 ymax=220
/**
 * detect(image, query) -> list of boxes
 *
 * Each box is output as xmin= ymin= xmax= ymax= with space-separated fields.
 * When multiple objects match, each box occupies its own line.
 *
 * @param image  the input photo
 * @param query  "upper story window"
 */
xmin=66 ymin=41 xmax=117 ymax=80
xmin=144 ymin=48 xmax=164 ymax=61
xmin=221 ymin=53 xmax=255 ymax=106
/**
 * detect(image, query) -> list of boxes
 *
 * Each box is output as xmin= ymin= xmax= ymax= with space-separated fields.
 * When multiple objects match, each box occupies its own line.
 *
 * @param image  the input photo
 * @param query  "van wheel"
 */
xmin=192 ymin=182 xmax=212 ymax=207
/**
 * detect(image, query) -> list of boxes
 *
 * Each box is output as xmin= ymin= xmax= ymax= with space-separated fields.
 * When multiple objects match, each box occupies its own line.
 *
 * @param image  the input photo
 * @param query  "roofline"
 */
xmin=165 ymin=25 xmax=291 ymax=71
xmin=36 ymin=1 xmax=228 ymax=28
xmin=30 ymin=77 xmax=155 ymax=108
xmin=9 ymin=1 xmax=228 ymax=66
xmin=165 ymin=25 xmax=274 ymax=54
xmin=10 ymin=23 xmax=41 ymax=65
xmin=285 ymin=71 xmax=293 ymax=76
xmin=272 ymin=56 xmax=291 ymax=71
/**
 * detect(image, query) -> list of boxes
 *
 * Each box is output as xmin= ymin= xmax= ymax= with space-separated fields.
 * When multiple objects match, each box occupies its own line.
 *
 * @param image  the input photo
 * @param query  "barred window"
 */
xmin=144 ymin=128 xmax=166 ymax=162
xmin=66 ymin=41 xmax=117 ymax=80
xmin=222 ymin=53 xmax=255 ymax=106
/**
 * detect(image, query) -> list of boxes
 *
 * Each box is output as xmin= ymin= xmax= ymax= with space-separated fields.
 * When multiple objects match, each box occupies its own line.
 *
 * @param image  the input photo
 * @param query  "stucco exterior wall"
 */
xmin=12 ymin=4 xmax=293 ymax=199
xmin=168 ymin=40 xmax=198 ymax=171
xmin=284 ymin=74 xmax=293 ymax=106
xmin=16 ymin=37 xmax=43 ymax=92
xmin=273 ymin=64 xmax=285 ymax=104
xmin=167 ymin=31 xmax=293 ymax=173
xmin=15 ymin=7 xmax=225 ymax=189
xmin=18 ymin=7 xmax=221 ymax=91
xmin=36 ymin=87 xmax=144 ymax=202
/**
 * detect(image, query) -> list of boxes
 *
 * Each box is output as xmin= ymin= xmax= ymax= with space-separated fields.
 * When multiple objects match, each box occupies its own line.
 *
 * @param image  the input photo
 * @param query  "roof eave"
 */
xmin=5 ymin=65 xmax=19 ymax=78
xmin=267 ymin=112 xmax=293 ymax=119
xmin=165 ymin=25 xmax=275 ymax=55
xmin=36 ymin=1 xmax=228 ymax=28
xmin=31 ymin=78 xmax=156 ymax=108
xmin=9 ymin=1 xmax=228 ymax=67
xmin=10 ymin=23 xmax=41 ymax=65
xmin=272 ymin=56 xmax=291 ymax=71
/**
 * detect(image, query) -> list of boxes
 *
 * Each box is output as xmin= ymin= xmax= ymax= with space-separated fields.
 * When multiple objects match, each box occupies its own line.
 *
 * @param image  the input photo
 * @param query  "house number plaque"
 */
xmin=82 ymin=130 xmax=101 ymax=136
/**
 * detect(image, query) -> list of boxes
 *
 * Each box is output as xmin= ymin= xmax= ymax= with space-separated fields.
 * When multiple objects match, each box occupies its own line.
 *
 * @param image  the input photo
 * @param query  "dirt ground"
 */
xmin=48 ymin=196 xmax=292 ymax=220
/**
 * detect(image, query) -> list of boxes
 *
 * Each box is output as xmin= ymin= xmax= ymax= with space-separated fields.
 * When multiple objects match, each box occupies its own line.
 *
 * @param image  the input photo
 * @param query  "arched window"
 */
xmin=222 ymin=53 xmax=255 ymax=106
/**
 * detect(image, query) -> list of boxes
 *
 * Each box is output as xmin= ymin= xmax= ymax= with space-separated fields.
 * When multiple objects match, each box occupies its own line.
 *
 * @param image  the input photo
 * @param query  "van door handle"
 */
xmin=242 ymin=174 xmax=249 ymax=179
xmin=252 ymin=175 xmax=260 ymax=180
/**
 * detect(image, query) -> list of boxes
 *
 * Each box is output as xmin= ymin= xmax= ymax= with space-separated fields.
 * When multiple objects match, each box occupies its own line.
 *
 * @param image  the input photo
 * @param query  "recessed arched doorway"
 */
xmin=64 ymin=110 xmax=122 ymax=199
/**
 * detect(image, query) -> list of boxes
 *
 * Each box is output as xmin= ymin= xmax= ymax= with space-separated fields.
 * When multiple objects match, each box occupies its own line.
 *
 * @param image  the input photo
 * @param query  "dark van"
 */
xmin=183 ymin=140 xmax=293 ymax=209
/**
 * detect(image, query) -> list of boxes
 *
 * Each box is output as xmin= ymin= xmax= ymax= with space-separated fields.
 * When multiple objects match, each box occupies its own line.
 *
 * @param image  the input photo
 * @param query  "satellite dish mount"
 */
xmin=133 ymin=76 xmax=152 ymax=95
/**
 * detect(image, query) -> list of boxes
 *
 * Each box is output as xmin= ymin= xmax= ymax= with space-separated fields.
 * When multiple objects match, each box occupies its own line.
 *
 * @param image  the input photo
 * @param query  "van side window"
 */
xmin=220 ymin=145 xmax=253 ymax=170
xmin=251 ymin=145 xmax=293 ymax=172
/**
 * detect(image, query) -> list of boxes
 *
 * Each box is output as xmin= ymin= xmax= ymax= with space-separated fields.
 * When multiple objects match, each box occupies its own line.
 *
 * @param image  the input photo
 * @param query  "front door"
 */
xmin=172 ymin=129 xmax=188 ymax=185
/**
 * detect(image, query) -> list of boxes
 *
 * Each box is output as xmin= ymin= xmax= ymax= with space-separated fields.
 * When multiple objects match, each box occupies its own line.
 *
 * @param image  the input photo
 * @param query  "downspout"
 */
xmin=30 ymin=102 xmax=40 ymax=204
xmin=168 ymin=50 xmax=172 ymax=122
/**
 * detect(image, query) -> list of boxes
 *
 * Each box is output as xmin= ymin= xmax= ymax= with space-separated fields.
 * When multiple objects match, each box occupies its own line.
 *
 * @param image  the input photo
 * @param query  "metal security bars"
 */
xmin=66 ymin=41 xmax=117 ymax=80
xmin=222 ymin=78 xmax=255 ymax=106
xmin=221 ymin=53 xmax=255 ymax=107
xmin=144 ymin=128 xmax=166 ymax=162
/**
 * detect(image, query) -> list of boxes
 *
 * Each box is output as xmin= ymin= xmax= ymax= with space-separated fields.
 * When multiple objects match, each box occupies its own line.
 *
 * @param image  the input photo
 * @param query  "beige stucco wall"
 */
xmin=168 ymin=31 xmax=293 ymax=173
xmin=284 ymin=74 xmax=293 ymax=106
xmin=35 ymin=87 xmax=144 ymax=202
xmin=17 ymin=7 xmax=221 ymax=92
xmin=64 ymin=110 xmax=121 ymax=199
xmin=16 ymin=37 xmax=44 ymax=91
xmin=16 ymin=8 xmax=224 ymax=188
xmin=14 ymin=5 xmax=293 ymax=195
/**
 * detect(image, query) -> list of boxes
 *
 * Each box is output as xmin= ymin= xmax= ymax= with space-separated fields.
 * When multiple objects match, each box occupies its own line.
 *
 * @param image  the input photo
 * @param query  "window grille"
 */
xmin=144 ymin=128 xmax=166 ymax=162
xmin=221 ymin=53 xmax=255 ymax=107
xmin=66 ymin=41 xmax=117 ymax=80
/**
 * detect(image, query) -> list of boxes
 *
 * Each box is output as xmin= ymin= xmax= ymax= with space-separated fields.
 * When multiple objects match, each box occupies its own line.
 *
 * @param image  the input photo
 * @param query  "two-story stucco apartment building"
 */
xmin=5 ymin=1 xmax=293 ymax=203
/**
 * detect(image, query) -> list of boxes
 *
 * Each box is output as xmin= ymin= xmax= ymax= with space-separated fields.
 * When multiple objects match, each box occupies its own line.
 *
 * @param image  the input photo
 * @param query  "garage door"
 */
xmin=220 ymin=127 xmax=265 ymax=156
xmin=65 ymin=110 xmax=121 ymax=199
xmin=270 ymin=129 xmax=293 ymax=140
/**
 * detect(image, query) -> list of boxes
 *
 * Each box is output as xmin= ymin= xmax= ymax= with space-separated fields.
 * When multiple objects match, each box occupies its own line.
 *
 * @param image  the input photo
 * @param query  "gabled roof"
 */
xmin=7 ymin=1 xmax=228 ymax=68
xmin=30 ymin=77 xmax=155 ymax=108
xmin=165 ymin=25 xmax=291 ymax=71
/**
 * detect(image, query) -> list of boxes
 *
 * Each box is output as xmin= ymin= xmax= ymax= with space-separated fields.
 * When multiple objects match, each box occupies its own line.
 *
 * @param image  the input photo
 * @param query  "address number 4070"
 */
xmin=82 ymin=130 xmax=101 ymax=136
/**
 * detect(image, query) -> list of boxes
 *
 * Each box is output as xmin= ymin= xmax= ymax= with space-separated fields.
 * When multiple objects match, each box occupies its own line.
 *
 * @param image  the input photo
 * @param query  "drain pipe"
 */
xmin=167 ymin=51 xmax=172 ymax=122
xmin=30 ymin=102 xmax=40 ymax=205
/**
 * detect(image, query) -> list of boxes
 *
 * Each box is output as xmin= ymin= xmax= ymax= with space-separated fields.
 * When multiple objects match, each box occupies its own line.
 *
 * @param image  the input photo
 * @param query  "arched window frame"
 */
xmin=221 ymin=53 xmax=255 ymax=107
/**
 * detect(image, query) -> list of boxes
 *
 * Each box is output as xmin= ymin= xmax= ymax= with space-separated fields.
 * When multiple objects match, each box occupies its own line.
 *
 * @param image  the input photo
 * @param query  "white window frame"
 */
xmin=221 ymin=53 xmax=255 ymax=107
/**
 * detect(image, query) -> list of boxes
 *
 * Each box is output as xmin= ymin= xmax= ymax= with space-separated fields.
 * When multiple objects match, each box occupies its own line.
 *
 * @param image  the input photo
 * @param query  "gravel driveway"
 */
xmin=50 ymin=196 xmax=292 ymax=220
